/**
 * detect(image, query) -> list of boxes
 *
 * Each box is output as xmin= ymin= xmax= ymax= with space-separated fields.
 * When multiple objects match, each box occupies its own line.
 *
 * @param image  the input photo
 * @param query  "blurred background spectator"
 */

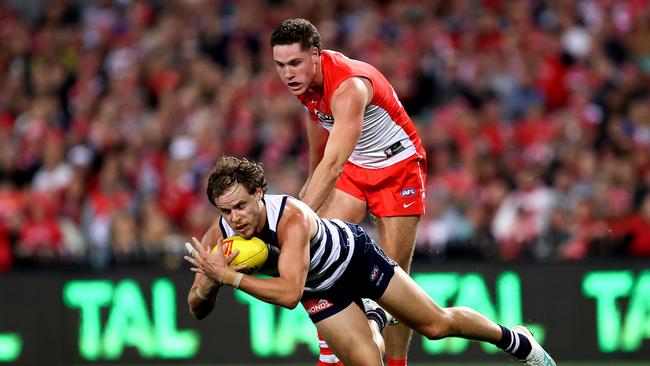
xmin=0 ymin=0 xmax=648 ymax=271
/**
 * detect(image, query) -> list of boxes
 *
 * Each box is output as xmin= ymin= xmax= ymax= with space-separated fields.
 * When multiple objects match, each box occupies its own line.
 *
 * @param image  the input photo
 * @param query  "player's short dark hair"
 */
xmin=270 ymin=18 xmax=321 ymax=51
xmin=207 ymin=156 xmax=268 ymax=205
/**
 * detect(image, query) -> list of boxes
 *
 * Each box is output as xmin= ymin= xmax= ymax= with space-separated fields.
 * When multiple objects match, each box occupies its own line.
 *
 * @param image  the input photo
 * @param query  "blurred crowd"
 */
xmin=0 ymin=0 xmax=649 ymax=271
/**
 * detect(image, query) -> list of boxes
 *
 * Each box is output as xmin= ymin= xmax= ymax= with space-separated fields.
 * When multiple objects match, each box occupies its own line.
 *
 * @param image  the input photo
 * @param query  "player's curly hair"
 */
xmin=270 ymin=18 xmax=321 ymax=52
xmin=207 ymin=155 xmax=268 ymax=206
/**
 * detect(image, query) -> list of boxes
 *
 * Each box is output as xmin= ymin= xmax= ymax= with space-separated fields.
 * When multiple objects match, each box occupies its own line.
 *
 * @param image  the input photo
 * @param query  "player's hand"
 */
xmin=215 ymin=240 xmax=249 ymax=273
xmin=184 ymin=237 xmax=248 ymax=281
xmin=184 ymin=237 xmax=230 ymax=282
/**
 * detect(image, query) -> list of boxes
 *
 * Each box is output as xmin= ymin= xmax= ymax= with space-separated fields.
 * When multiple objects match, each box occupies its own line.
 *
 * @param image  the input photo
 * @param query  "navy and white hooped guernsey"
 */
xmin=219 ymin=194 xmax=354 ymax=292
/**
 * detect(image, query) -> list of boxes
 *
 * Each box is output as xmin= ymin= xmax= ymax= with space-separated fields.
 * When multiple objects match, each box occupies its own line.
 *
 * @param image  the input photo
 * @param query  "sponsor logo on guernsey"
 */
xmin=400 ymin=187 xmax=416 ymax=198
xmin=304 ymin=299 xmax=334 ymax=315
xmin=315 ymin=110 xmax=334 ymax=123
xmin=370 ymin=266 xmax=379 ymax=281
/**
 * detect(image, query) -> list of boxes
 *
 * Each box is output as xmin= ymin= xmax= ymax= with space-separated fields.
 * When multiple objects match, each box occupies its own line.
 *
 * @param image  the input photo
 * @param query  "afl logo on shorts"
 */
xmin=370 ymin=266 xmax=379 ymax=281
xmin=400 ymin=187 xmax=416 ymax=198
xmin=303 ymin=299 xmax=334 ymax=315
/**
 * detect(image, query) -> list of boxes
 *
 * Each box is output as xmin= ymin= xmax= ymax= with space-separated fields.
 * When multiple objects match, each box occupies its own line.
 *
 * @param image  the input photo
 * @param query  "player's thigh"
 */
xmin=377 ymin=267 xmax=448 ymax=338
xmin=315 ymin=302 xmax=383 ymax=366
xmin=377 ymin=215 xmax=420 ymax=270
xmin=318 ymin=188 xmax=367 ymax=223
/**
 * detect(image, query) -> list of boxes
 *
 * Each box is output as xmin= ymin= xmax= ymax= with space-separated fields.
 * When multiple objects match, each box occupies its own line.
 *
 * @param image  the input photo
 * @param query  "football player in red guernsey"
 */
xmin=270 ymin=18 xmax=426 ymax=366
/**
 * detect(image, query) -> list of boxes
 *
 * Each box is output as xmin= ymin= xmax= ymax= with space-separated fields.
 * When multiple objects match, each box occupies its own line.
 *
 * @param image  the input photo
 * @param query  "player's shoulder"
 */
xmin=277 ymin=197 xmax=317 ymax=237
xmin=281 ymin=196 xmax=311 ymax=217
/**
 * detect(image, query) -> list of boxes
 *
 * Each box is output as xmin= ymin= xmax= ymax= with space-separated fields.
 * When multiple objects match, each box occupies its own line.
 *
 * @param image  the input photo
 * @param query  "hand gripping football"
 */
xmin=213 ymin=236 xmax=268 ymax=274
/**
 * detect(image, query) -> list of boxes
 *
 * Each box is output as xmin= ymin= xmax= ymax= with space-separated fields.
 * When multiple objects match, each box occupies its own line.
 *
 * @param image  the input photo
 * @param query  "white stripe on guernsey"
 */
xmin=288 ymin=199 xmax=354 ymax=292
xmin=304 ymin=219 xmax=355 ymax=292
xmin=319 ymin=104 xmax=416 ymax=168
xmin=312 ymin=220 xmax=342 ymax=275
xmin=305 ymin=220 xmax=343 ymax=285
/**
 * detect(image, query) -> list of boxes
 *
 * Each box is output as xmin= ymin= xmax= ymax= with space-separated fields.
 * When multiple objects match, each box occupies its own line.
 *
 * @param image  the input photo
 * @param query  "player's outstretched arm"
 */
xmin=301 ymin=77 xmax=370 ymax=211
xmin=187 ymin=222 xmax=223 ymax=319
xmin=300 ymin=116 xmax=328 ymax=199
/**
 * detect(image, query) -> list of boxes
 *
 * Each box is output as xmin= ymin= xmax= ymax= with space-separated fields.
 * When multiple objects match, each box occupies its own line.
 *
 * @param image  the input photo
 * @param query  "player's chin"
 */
xmin=236 ymin=227 xmax=253 ymax=239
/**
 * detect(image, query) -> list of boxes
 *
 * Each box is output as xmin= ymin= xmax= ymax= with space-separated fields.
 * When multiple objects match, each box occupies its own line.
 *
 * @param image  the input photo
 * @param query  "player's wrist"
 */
xmin=220 ymin=268 xmax=244 ymax=288
xmin=195 ymin=279 xmax=222 ymax=301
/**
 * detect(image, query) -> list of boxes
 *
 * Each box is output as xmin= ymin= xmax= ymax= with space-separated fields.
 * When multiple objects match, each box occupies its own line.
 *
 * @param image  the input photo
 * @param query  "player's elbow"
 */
xmin=189 ymin=307 xmax=206 ymax=320
xmin=321 ymin=160 xmax=345 ymax=179
xmin=279 ymin=289 xmax=302 ymax=309
xmin=283 ymin=296 xmax=302 ymax=309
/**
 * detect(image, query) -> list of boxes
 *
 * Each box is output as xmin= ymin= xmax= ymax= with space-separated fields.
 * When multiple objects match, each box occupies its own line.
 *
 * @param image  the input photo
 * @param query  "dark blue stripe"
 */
xmin=305 ymin=222 xmax=351 ymax=289
xmin=278 ymin=196 xmax=288 ymax=220
xmin=308 ymin=222 xmax=333 ymax=275
xmin=219 ymin=217 xmax=228 ymax=238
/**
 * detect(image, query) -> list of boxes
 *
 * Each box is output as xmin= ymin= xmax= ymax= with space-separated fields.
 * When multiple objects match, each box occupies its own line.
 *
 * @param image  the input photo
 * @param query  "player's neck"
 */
xmin=308 ymin=57 xmax=324 ymax=94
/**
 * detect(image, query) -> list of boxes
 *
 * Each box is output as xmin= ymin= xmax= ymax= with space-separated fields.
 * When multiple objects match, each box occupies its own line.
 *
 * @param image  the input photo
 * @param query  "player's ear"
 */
xmin=311 ymin=47 xmax=319 ymax=58
xmin=255 ymin=187 xmax=264 ymax=200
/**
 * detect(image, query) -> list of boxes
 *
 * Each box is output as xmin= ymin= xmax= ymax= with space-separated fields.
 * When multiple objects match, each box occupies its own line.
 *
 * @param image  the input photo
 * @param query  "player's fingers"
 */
xmin=192 ymin=237 xmax=205 ymax=252
xmin=183 ymin=256 xmax=199 ymax=268
xmin=225 ymin=248 xmax=240 ymax=263
xmin=185 ymin=242 xmax=199 ymax=258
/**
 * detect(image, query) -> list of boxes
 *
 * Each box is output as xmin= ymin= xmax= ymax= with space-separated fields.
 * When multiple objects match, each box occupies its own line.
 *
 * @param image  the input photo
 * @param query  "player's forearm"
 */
xmin=188 ymin=277 xmax=221 ymax=319
xmin=237 ymin=275 xmax=303 ymax=309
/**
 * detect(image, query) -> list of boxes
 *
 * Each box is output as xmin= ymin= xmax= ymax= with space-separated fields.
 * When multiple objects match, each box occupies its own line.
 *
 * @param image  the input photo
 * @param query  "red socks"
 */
xmin=317 ymin=332 xmax=342 ymax=366
xmin=386 ymin=357 xmax=408 ymax=366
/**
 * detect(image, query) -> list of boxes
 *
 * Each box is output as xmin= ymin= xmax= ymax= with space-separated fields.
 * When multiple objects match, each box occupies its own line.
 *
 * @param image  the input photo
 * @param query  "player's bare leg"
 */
xmin=377 ymin=215 xmax=419 ymax=365
xmin=378 ymin=268 xmax=557 ymax=366
xmin=317 ymin=188 xmax=366 ymax=223
xmin=315 ymin=303 xmax=383 ymax=366
xmin=316 ymin=188 xmax=372 ymax=366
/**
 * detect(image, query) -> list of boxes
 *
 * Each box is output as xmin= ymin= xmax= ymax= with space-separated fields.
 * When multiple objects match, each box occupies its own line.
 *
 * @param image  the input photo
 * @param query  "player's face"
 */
xmin=215 ymin=183 xmax=264 ymax=239
xmin=272 ymin=43 xmax=319 ymax=95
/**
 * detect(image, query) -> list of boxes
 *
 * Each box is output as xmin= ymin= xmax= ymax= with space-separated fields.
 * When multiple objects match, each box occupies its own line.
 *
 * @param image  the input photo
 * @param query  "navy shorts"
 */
xmin=300 ymin=223 xmax=397 ymax=323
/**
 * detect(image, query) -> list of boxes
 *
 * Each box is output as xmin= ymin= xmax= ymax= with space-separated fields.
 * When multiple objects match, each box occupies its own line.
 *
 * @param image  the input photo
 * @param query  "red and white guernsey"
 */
xmin=298 ymin=50 xmax=425 ymax=169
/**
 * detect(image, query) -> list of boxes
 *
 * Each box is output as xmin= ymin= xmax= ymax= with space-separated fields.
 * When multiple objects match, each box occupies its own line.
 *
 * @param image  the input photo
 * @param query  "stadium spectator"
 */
xmin=0 ymin=0 xmax=646 ymax=270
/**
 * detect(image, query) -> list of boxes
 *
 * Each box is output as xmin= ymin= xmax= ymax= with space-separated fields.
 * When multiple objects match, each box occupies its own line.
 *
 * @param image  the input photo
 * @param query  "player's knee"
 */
xmin=420 ymin=310 xmax=454 ymax=340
